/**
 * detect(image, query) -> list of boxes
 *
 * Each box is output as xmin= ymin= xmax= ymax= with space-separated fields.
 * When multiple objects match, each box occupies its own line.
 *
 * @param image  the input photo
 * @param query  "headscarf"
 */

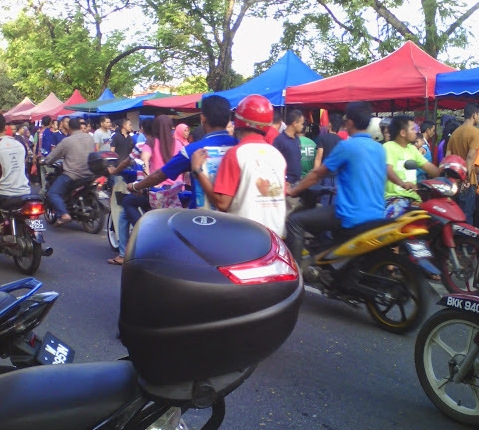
xmin=149 ymin=115 xmax=175 ymax=164
xmin=174 ymin=123 xmax=189 ymax=147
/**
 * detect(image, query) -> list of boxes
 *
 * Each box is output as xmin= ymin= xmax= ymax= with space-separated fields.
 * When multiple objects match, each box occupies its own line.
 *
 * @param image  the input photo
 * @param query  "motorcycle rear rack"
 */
xmin=0 ymin=278 xmax=43 ymax=318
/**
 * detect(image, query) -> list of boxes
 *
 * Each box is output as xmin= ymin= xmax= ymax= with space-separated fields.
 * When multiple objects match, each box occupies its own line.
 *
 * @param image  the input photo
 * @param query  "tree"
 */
xmin=142 ymin=0 xmax=279 ymax=91
xmin=0 ymin=0 xmax=161 ymax=100
xmin=269 ymin=0 xmax=479 ymax=76
xmin=0 ymin=62 xmax=25 ymax=111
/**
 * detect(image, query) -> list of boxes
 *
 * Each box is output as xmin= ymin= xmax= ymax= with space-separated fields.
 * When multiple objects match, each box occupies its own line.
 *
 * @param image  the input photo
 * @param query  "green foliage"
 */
xmin=0 ymin=8 xmax=143 ymax=101
xmin=175 ymin=76 xmax=210 ymax=94
xmin=270 ymin=0 xmax=479 ymax=76
xmin=0 ymin=61 xmax=25 ymax=111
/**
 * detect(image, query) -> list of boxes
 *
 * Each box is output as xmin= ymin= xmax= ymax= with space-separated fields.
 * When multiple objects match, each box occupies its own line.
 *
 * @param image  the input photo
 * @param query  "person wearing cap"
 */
xmin=191 ymin=94 xmax=287 ymax=237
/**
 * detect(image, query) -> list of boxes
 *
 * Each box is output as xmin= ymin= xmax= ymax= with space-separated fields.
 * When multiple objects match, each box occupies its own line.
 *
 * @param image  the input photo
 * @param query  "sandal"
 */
xmin=54 ymin=215 xmax=72 ymax=227
xmin=107 ymin=256 xmax=124 ymax=265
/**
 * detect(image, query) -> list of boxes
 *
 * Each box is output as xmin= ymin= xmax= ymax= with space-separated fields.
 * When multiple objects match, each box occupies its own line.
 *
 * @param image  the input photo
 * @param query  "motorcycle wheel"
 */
xmin=440 ymin=236 xmax=479 ymax=294
xmin=364 ymin=252 xmax=427 ymax=334
xmin=81 ymin=193 xmax=105 ymax=234
xmin=43 ymin=204 xmax=57 ymax=225
xmin=107 ymin=213 xmax=119 ymax=252
xmin=415 ymin=309 xmax=479 ymax=426
xmin=13 ymin=224 xmax=42 ymax=275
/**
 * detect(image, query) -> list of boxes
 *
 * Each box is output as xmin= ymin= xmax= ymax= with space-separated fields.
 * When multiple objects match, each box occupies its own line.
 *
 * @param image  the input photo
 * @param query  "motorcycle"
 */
xmin=0 ymin=194 xmax=53 ymax=274
xmin=404 ymin=159 xmax=479 ymax=295
xmin=42 ymin=152 xmax=119 ymax=234
xmin=0 ymin=277 xmax=73 ymax=373
xmin=415 ymin=292 xmax=479 ymax=426
xmin=299 ymin=185 xmax=433 ymax=334
xmin=0 ymin=208 xmax=303 ymax=430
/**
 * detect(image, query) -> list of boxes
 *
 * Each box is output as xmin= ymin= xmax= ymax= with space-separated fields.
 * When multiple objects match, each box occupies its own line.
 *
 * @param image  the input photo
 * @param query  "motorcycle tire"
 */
xmin=363 ymin=251 xmax=428 ymax=334
xmin=439 ymin=236 xmax=479 ymax=295
xmin=107 ymin=213 xmax=119 ymax=252
xmin=81 ymin=193 xmax=105 ymax=235
xmin=43 ymin=204 xmax=57 ymax=225
xmin=13 ymin=224 xmax=42 ymax=275
xmin=415 ymin=309 xmax=479 ymax=426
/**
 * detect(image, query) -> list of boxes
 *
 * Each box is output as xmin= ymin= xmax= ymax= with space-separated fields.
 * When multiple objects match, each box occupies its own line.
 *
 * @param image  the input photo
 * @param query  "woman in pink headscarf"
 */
xmin=174 ymin=123 xmax=190 ymax=148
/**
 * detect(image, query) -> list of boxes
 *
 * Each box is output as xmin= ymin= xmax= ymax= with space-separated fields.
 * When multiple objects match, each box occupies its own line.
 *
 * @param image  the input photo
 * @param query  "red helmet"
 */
xmin=439 ymin=155 xmax=468 ymax=181
xmin=234 ymin=94 xmax=273 ymax=133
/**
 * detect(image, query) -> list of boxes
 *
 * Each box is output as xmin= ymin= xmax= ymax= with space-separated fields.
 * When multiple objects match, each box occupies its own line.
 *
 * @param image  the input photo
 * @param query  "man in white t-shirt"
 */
xmin=0 ymin=114 xmax=30 ymax=202
xmin=93 ymin=116 xmax=112 ymax=151
xmin=191 ymin=94 xmax=286 ymax=236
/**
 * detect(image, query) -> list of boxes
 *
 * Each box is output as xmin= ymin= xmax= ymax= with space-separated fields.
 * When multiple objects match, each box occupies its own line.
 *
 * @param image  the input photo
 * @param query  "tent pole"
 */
xmin=425 ymin=98 xmax=429 ymax=121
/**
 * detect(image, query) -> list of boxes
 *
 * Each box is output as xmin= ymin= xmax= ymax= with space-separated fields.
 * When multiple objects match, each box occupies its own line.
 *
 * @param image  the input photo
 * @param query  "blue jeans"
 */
xmin=118 ymin=208 xmax=130 ymax=258
xmin=456 ymin=184 xmax=477 ymax=225
xmin=46 ymin=174 xmax=73 ymax=217
xmin=122 ymin=193 xmax=150 ymax=225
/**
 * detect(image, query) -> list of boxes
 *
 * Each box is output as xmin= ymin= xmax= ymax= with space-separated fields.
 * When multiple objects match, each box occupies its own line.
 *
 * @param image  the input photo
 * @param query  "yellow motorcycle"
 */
xmin=303 ymin=209 xmax=437 ymax=334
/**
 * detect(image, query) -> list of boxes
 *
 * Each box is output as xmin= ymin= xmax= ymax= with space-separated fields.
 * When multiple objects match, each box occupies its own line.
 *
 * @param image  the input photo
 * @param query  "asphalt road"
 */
xmin=0 ymin=219 xmax=473 ymax=430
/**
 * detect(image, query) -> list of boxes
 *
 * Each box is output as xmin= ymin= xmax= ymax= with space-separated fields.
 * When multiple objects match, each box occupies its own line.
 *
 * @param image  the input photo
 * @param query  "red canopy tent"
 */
xmin=143 ymin=93 xmax=202 ymax=112
xmin=31 ymin=89 xmax=87 ymax=121
xmin=285 ymin=41 xmax=457 ymax=112
xmin=3 ymin=97 xmax=36 ymax=122
xmin=10 ymin=92 xmax=63 ymax=122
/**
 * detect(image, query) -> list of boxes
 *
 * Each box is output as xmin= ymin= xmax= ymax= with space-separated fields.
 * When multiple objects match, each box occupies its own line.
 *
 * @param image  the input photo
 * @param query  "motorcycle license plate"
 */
xmin=404 ymin=240 xmax=433 ymax=258
xmin=25 ymin=218 xmax=46 ymax=232
xmin=36 ymin=332 xmax=75 ymax=365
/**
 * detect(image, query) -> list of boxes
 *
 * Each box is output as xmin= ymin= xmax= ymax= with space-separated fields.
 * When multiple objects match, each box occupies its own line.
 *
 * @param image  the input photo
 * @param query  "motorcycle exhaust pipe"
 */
xmin=41 ymin=247 xmax=53 ymax=257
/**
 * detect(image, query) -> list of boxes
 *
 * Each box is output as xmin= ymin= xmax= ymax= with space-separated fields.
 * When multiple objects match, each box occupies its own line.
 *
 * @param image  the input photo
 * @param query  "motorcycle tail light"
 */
xmin=218 ymin=231 xmax=299 ymax=285
xmin=21 ymin=201 xmax=45 ymax=216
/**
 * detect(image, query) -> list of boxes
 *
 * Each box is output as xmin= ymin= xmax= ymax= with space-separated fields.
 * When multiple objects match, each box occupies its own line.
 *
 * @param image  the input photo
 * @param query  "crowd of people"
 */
xmin=0 ymin=96 xmax=477 ymax=273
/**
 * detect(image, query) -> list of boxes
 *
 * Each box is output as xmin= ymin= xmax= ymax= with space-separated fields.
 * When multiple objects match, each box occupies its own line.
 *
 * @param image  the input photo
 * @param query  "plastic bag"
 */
xmin=148 ymin=181 xmax=184 ymax=209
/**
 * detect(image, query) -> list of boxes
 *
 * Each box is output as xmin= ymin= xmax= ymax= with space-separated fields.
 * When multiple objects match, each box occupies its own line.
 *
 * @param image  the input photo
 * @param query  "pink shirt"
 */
xmin=142 ymin=139 xmax=183 ymax=186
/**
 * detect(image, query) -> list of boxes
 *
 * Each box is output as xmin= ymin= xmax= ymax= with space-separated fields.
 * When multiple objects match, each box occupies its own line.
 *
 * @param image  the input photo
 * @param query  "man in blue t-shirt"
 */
xmin=285 ymin=101 xmax=387 ymax=264
xmin=126 ymin=95 xmax=237 ymax=207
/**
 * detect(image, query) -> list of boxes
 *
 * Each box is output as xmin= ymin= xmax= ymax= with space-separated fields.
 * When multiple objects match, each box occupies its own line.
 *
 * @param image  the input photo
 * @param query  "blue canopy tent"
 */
xmin=97 ymin=92 xmax=170 ymax=113
xmin=66 ymin=88 xmax=121 ymax=113
xmin=435 ymin=68 xmax=479 ymax=98
xmin=203 ymin=50 xmax=323 ymax=108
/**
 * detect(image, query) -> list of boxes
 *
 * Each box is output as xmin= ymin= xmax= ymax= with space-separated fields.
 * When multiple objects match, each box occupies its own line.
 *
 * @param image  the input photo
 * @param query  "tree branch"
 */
xmin=102 ymin=45 xmax=159 ymax=90
xmin=444 ymin=2 xmax=479 ymax=38
xmin=316 ymin=0 xmax=382 ymax=44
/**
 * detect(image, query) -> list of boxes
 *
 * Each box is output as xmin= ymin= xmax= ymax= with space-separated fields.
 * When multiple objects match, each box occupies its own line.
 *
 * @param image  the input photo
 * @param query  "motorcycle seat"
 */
xmin=70 ymin=176 xmax=96 ymax=190
xmin=0 ymin=360 xmax=141 ymax=430
xmin=0 ymin=194 xmax=43 ymax=211
xmin=336 ymin=218 xmax=394 ymax=243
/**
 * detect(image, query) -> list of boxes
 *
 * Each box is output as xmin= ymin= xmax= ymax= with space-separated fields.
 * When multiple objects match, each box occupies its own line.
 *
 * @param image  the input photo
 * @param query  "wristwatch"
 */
xmin=191 ymin=167 xmax=203 ymax=179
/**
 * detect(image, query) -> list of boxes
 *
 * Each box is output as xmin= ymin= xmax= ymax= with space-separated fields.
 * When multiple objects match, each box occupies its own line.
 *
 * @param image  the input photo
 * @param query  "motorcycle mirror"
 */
xmin=404 ymin=160 xmax=418 ymax=170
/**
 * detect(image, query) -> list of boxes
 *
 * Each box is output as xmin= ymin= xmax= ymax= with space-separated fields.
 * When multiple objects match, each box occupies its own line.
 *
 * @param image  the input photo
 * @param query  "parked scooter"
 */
xmin=0 ymin=194 xmax=53 ymax=274
xmin=42 ymin=152 xmax=119 ymax=234
xmin=405 ymin=156 xmax=479 ymax=294
xmin=415 ymin=292 xmax=479 ymax=426
xmin=0 ymin=209 xmax=303 ymax=430
xmin=0 ymin=277 xmax=73 ymax=373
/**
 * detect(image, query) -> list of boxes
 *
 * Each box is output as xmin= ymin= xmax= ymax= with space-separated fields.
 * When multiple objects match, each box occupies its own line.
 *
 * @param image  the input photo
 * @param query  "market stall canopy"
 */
xmin=66 ymin=88 xmax=122 ymax=113
xmin=204 ymin=50 xmax=323 ymax=108
xmin=4 ymin=97 xmax=36 ymax=122
xmin=96 ymin=92 xmax=171 ymax=113
xmin=31 ymin=89 xmax=87 ymax=121
xmin=142 ymin=93 xmax=203 ymax=112
xmin=9 ymin=92 xmax=63 ymax=122
xmin=434 ymin=68 xmax=479 ymax=107
xmin=285 ymin=41 xmax=457 ymax=111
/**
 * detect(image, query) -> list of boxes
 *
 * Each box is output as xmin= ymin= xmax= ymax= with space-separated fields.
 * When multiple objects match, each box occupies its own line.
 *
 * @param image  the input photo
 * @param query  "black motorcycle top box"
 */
xmin=119 ymin=209 xmax=303 ymax=389
xmin=88 ymin=151 xmax=119 ymax=177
